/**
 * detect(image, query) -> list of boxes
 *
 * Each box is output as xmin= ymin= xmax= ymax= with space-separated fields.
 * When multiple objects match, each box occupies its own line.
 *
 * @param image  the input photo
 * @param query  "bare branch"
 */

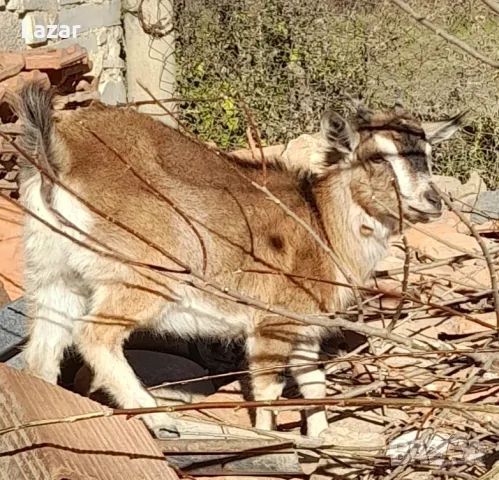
xmin=482 ymin=0 xmax=499 ymax=15
xmin=3 ymin=396 xmax=499 ymax=438
xmin=389 ymin=0 xmax=499 ymax=68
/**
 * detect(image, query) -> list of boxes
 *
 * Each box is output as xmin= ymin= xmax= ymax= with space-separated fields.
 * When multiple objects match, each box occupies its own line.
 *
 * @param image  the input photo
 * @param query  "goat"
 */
xmin=17 ymin=83 xmax=463 ymax=438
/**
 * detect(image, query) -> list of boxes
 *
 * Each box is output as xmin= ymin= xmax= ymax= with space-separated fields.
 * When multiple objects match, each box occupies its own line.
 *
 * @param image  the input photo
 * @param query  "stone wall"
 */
xmin=0 ymin=0 xmax=177 ymax=109
xmin=0 ymin=0 xmax=126 ymax=104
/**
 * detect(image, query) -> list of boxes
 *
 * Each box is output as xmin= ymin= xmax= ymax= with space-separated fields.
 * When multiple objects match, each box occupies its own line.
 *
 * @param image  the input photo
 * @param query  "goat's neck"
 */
xmin=314 ymin=171 xmax=392 ymax=285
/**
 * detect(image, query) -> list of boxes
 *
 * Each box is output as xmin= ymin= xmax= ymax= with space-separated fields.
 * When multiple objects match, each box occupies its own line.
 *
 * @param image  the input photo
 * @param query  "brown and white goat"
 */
xmin=17 ymin=84 xmax=463 ymax=438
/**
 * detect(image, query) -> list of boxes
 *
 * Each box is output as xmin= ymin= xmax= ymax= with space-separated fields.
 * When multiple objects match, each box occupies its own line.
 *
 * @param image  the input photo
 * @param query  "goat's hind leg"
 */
xmin=24 ymin=279 xmax=87 ymax=384
xmin=290 ymin=339 xmax=329 ymax=437
xmin=74 ymin=284 xmax=180 ymax=438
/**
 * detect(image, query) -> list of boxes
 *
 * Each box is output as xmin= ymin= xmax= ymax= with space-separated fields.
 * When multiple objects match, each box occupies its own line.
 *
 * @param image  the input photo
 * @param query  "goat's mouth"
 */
xmin=408 ymin=205 xmax=442 ymax=222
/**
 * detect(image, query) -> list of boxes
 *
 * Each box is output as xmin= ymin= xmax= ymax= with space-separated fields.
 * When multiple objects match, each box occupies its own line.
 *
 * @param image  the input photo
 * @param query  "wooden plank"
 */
xmin=0 ymin=364 xmax=179 ymax=479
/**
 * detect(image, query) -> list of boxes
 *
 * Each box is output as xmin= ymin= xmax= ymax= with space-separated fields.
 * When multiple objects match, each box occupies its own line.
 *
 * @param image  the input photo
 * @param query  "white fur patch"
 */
xmin=158 ymin=285 xmax=250 ymax=339
xmin=425 ymin=142 xmax=433 ymax=174
xmin=373 ymin=134 xmax=414 ymax=198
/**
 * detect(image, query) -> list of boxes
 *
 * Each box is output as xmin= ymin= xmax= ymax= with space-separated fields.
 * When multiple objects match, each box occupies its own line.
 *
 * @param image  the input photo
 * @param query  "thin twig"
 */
xmin=3 ymin=397 xmax=499 ymax=437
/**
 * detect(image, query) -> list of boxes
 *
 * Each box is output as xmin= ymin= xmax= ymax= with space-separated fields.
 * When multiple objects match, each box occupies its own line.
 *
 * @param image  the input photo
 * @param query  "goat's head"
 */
xmin=319 ymin=96 xmax=465 ymax=228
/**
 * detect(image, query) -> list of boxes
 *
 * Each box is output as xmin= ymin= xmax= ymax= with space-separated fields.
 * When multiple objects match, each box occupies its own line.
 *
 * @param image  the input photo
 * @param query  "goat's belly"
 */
xmin=156 ymin=295 xmax=250 ymax=340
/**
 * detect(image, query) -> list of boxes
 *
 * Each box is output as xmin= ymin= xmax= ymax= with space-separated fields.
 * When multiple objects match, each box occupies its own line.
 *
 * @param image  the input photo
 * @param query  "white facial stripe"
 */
xmin=424 ymin=141 xmax=433 ymax=173
xmin=373 ymin=134 xmax=414 ymax=198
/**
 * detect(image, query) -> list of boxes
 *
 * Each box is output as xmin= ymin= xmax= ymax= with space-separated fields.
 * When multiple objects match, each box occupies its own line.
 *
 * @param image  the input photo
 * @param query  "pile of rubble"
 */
xmin=0 ymin=45 xmax=99 ymax=198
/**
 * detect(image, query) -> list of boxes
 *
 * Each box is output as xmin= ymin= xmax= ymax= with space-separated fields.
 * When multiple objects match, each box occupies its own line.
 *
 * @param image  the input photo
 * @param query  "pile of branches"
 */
xmin=0 ymin=89 xmax=498 ymax=480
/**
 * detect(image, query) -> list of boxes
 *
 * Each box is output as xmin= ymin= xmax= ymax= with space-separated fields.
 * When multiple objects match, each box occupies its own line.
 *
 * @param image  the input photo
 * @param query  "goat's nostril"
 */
xmin=424 ymin=189 xmax=442 ymax=209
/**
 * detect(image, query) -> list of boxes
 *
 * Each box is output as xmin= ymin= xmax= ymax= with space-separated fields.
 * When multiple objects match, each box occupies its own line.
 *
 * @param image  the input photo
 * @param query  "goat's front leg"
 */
xmin=24 ymin=279 xmax=87 ymax=384
xmin=74 ymin=284 xmax=180 ymax=438
xmin=247 ymin=320 xmax=294 ymax=431
xmin=290 ymin=339 xmax=329 ymax=437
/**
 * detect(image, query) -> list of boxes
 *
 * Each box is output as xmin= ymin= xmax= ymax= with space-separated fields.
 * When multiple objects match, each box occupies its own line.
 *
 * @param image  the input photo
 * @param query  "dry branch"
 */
xmin=482 ymin=0 xmax=499 ymax=15
xmin=389 ymin=0 xmax=499 ymax=68
xmin=3 ymin=396 xmax=499 ymax=438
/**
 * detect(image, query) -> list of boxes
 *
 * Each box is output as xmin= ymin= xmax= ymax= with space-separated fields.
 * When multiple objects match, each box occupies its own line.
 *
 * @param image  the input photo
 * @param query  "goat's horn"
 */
xmin=394 ymin=89 xmax=404 ymax=114
xmin=344 ymin=92 xmax=371 ymax=122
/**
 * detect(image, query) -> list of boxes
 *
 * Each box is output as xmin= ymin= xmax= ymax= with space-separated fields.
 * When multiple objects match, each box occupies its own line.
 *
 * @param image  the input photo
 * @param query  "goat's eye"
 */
xmin=369 ymin=155 xmax=385 ymax=164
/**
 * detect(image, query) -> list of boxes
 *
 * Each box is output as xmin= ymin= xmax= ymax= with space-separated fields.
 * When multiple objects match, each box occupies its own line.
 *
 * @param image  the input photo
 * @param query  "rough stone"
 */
xmin=432 ymin=175 xmax=462 ymax=196
xmin=459 ymin=171 xmax=488 ymax=207
xmin=321 ymin=415 xmax=385 ymax=448
xmin=0 ymin=298 xmax=26 ymax=363
xmin=98 ymin=75 xmax=126 ymax=105
xmin=52 ymin=30 xmax=99 ymax=54
xmin=59 ymin=0 xmax=121 ymax=33
xmin=7 ymin=0 xmax=56 ymax=12
xmin=405 ymin=222 xmax=495 ymax=260
xmin=0 ymin=12 xmax=24 ymax=50
xmin=432 ymin=171 xmax=487 ymax=212
xmin=21 ymin=13 xmax=50 ymax=46
xmin=471 ymin=191 xmax=499 ymax=224
xmin=103 ymin=56 xmax=125 ymax=69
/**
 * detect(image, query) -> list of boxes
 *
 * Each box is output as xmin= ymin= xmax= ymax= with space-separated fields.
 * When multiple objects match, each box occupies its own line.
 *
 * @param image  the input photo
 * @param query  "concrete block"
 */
xmin=59 ymin=0 xmax=120 ymax=33
xmin=98 ymin=74 xmax=126 ymax=105
xmin=7 ymin=0 xmax=56 ymax=12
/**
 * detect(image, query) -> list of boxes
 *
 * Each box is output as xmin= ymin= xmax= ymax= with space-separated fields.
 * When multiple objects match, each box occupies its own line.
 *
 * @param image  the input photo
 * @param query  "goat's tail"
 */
xmin=16 ymin=82 xmax=60 ymax=177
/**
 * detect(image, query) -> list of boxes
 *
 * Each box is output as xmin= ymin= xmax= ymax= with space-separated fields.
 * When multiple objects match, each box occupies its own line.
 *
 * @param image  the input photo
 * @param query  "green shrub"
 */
xmin=174 ymin=0 xmax=499 ymax=187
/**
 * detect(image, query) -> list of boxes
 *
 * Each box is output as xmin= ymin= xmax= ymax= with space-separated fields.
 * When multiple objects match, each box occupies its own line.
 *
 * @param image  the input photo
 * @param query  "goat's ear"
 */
xmin=422 ymin=111 xmax=467 ymax=145
xmin=320 ymin=109 xmax=359 ymax=155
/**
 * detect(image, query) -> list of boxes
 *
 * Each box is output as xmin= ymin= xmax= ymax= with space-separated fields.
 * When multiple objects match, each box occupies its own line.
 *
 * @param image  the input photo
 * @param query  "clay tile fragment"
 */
xmin=0 ymin=52 xmax=25 ymax=83
xmin=23 ymin=44 xmax=88 ymax=70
